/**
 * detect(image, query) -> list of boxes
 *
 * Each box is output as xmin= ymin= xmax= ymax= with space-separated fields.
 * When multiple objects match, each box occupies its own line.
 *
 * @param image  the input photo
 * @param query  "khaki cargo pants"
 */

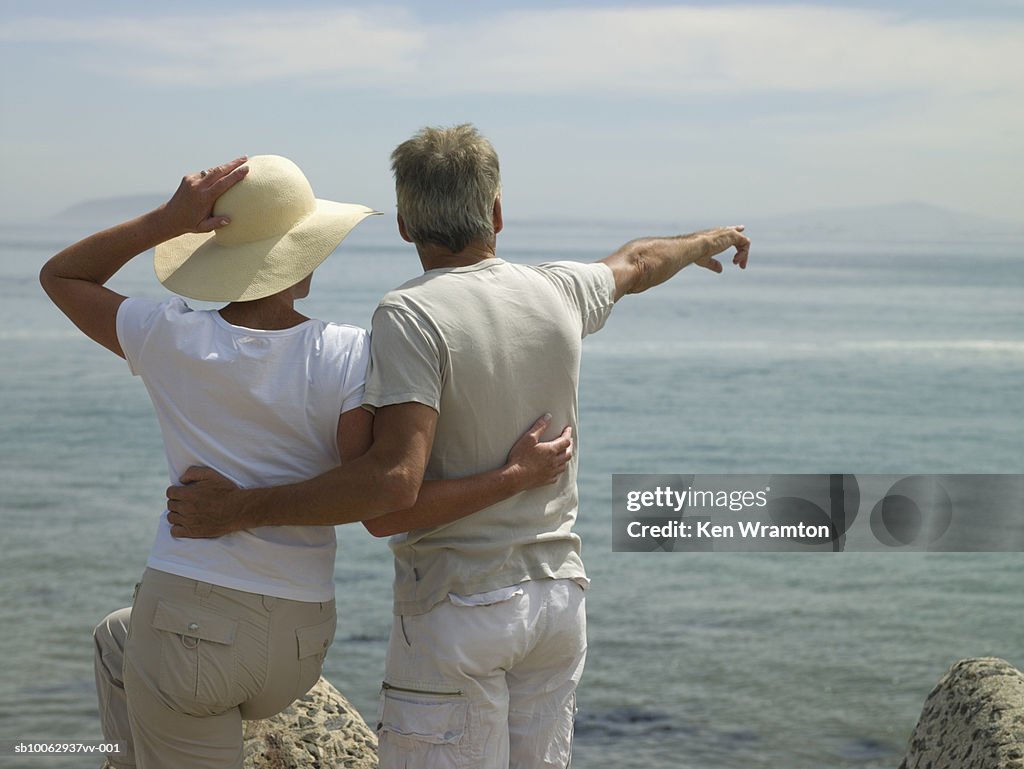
xmin=93 ymin=568 xmax=336 ymax=769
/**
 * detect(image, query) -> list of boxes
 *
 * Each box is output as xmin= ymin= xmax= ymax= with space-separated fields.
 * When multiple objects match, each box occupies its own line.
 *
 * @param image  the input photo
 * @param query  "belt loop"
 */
xmin=195 ymin=580 xmax=213 ymax=598
xmin=262 ymin=594 xmax=278 ymax=612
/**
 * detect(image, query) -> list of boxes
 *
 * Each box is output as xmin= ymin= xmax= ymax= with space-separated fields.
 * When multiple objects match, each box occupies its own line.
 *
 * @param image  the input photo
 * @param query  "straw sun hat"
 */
xmin=154 ymin=155 xmax=378 ymax=302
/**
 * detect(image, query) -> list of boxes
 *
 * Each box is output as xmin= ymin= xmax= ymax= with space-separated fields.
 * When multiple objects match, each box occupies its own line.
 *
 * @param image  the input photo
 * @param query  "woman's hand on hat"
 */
xmin=161 ymin=156 xmax=249 ymax=237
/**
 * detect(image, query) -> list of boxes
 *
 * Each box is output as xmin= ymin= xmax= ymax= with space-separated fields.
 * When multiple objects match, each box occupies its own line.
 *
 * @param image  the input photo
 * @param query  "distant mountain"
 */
xmin=745 ymin=202 xmax=1024 ymax=244
xmin=51 ymin=194 xmax=167 ymax=225
xmin=48 ymin=196 xmax=1023 ymax=246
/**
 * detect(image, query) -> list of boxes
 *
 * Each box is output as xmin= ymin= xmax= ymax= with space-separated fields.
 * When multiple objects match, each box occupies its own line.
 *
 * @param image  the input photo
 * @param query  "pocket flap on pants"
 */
xmin=379 ymin=686 xmax=467 ymax=745
xmin=296 ymin=616 xmax=336 ymax=659
xmin=152 ymin=600 xmax=237 ymax=645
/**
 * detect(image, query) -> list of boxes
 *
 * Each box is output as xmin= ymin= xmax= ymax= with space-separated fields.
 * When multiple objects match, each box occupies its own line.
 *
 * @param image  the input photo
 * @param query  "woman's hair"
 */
xmin=390 ymin=124 xmax=501 ymax=253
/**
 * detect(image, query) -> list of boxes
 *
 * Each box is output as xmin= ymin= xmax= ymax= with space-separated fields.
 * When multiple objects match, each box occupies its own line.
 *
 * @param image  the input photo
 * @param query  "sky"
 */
xmin=2 ymin=0 xmax=1023 ymax=225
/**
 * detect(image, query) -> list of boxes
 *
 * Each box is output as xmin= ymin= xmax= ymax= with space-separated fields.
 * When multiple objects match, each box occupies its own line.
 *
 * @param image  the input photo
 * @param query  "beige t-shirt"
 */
xmin=363 ymin=258 xmax=617 ymax=615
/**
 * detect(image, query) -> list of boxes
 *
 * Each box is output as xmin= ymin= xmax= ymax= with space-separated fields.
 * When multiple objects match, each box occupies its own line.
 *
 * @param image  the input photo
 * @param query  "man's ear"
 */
xmin=397 ymin=214 xmax=414 ymax=243
xmin=493 ymin=197 xmax=503 ymax=235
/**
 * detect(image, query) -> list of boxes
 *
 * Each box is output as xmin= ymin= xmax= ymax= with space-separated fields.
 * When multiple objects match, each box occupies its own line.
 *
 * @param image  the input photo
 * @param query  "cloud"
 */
xmin=2 ymin=4 xmax=1020 ymax=221
xmin=0 ymin=10 xmax=423 ymax=85
xmin=3 ymin=5 xmax=1022 ymax=98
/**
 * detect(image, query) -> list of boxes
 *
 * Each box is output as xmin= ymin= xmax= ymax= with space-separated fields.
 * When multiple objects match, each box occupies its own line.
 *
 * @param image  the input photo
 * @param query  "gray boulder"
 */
xmin=243 ymin=677 xmax=378 ymax=769
xmin=899 ymin=657 xmax=1024 ymax=769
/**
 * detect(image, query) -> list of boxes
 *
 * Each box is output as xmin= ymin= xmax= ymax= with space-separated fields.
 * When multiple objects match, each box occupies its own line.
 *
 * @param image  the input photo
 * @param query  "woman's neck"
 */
xmin=218 ymin=296 xmax=308 ymax=330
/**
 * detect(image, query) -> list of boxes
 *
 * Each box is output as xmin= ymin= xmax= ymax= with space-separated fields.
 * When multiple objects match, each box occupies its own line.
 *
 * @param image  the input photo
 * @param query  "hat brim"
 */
xmin=154 ymin=200 xmax=378 ymax=302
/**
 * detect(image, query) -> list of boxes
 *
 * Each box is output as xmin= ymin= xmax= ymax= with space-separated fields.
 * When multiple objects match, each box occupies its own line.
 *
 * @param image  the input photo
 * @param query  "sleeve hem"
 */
xmin=362 ymin=392 xmax=440 ymax=413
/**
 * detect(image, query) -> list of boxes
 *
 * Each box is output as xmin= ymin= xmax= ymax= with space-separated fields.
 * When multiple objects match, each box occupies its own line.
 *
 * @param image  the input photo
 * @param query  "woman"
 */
xmin=40 ymin=156 xmax=571 ymax=769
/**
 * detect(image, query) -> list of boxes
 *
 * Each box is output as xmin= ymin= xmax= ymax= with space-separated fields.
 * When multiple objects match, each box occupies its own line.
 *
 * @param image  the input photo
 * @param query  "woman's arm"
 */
xmin=38 ymin=158 xmax=249 ymax=357
xmin=339 ymin=409 xmax=573 ymax=537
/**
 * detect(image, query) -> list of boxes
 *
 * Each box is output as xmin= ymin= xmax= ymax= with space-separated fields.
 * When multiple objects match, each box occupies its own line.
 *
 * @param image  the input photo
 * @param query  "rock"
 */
xmin=243 ymin=677 xmax=378 ymax=769
xmin=899 ymin=657 xmax=1024 ymax=769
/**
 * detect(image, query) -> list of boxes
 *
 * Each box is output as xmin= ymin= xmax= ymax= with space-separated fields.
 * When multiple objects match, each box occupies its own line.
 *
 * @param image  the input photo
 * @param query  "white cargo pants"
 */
xmin=377 ymin=578 xmax=587 ymax=769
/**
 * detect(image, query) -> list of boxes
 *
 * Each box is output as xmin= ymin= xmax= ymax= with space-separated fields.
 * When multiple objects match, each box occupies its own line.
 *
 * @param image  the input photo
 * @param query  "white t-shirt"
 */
xmin=116 ymin=297 xmax=369 ymax=602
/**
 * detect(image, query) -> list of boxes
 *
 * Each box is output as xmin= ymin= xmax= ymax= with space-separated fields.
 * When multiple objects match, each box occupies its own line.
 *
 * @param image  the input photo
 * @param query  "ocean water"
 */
xmin=1 ymin=217 xmax=1022 ymax=768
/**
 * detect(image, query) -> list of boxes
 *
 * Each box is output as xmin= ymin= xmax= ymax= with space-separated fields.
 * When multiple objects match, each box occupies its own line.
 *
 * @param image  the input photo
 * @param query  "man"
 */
xmin=168 ymin=123 xmax=750 ymax=768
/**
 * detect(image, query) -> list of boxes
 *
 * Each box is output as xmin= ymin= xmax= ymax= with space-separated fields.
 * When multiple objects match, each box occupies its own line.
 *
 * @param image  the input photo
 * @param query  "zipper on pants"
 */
xmin=381 ymin=681 xmax=463 ymax=697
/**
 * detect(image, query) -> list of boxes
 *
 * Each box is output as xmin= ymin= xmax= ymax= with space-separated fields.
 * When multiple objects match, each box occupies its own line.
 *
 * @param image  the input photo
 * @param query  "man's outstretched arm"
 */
xmin=600 ymin=225 xmax=750 ymax=300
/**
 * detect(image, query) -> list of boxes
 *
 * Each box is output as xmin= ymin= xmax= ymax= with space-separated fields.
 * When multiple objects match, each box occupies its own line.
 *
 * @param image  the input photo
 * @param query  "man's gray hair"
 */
xmin=391 ymin=124 xmax=501 ymax=253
